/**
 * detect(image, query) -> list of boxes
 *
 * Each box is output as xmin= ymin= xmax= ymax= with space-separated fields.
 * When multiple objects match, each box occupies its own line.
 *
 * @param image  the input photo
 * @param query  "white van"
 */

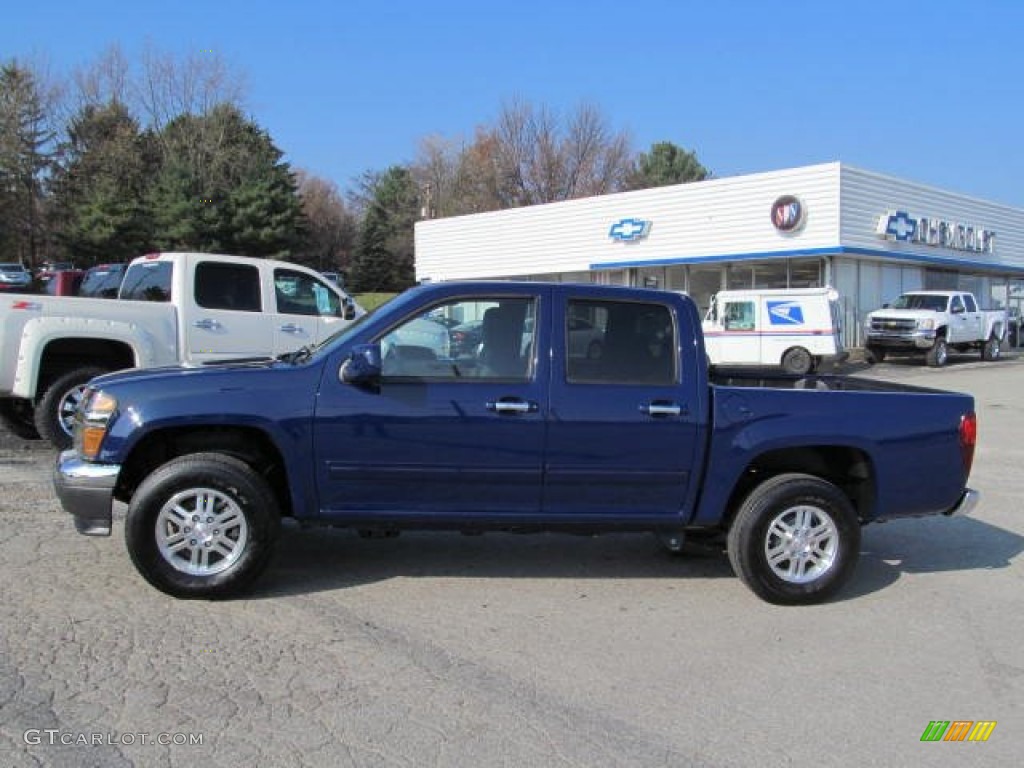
xmin=702 ymin=287 xmax=844 ymax=374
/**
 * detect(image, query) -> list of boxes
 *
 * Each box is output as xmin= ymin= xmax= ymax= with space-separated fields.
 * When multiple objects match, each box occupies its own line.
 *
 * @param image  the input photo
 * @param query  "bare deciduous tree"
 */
xmin=294 ymin=169 xmax=356 ymax=273
xmin=137 ymin=43 xmax=246 ymax=132
xmin=411 ymin=97 xmax=636 ymax=216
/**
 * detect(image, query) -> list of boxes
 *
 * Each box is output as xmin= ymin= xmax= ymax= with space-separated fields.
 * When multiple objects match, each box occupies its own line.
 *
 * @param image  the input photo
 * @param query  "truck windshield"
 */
xmin=891 ymin=294 xmax=948 ymax=311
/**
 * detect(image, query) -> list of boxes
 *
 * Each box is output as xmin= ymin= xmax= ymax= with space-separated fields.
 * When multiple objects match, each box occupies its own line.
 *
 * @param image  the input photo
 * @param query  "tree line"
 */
xmin=0 ymin=48 xmax=709 ymax=293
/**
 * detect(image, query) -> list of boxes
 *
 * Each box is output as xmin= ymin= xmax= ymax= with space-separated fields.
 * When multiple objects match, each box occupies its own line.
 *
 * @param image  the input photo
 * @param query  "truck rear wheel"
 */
xmin=125 ymin=453 xmax=280 ymax=598
xmin=727 ymin=473 xmax=860 ymax=605
xmin=34 ymin=366 xmax=110 ymax=449
xmin=781 ymin=347 xmax=813 ymax=375
xmin=925 ymin=338 xmax=948 ymax=367
xmin=982 ymin=334 xmax=1001 ymax=361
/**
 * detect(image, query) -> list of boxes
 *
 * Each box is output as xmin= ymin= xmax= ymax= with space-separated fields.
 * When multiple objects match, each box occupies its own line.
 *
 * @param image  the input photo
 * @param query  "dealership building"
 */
xmin=414 ymin=162 xmax=1024 ymax=346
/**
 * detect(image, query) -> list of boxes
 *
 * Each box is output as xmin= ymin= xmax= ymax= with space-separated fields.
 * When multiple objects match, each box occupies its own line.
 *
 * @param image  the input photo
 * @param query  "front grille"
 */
xmin=870 ymin=318 xmax=917 ymax=332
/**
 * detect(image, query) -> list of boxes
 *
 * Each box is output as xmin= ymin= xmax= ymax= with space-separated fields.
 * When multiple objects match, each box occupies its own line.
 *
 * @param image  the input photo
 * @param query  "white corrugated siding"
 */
xmin=839 ymin=166 xmax=1024 ymax=271
xmin=414 ymin=162 xmax=1024 ymax=281
xmin=415 ymin=163 xmax=843 ymax=281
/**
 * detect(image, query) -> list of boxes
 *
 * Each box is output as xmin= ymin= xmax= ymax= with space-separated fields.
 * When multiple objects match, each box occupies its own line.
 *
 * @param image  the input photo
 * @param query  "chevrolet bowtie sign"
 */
xmin=609 ymin=218 xmax=652 ymax=242
xmin=876 ymin=210 xmax=996 ymax=254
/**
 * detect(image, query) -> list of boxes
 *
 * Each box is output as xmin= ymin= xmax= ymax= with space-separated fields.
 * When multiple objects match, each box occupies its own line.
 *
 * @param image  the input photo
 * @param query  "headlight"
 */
xmin=77 ymin=389 xmax=118 ymax=459
xmin=917 ymin=318 xmax=935 ymax=331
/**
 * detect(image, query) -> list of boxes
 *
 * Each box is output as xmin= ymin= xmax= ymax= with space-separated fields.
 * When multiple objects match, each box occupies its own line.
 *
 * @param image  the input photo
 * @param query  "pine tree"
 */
xmin=0 ymin=61 xmax=53 ymax=266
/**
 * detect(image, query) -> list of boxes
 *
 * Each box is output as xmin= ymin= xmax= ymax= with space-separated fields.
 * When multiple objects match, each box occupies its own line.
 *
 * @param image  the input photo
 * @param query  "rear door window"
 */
xmin=566 ymin=299 xmax=676 ymax=385
xmin=194 ymin=262 xmax=262 ymax=312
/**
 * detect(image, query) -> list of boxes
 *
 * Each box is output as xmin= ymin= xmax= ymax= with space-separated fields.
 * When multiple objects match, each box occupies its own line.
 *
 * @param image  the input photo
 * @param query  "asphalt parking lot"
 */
xmin=1 ymin=355 xmax=1021 ymax=767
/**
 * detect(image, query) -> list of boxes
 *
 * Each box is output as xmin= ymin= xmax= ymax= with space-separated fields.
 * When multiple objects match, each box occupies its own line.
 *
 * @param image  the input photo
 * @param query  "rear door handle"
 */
xmin=486 ymin=399 xmax=538 ymax=414
xmin=192 ymin=319 xmax=221 ymax=330
xmin=279 ymin=323 xmax=305 ymax=334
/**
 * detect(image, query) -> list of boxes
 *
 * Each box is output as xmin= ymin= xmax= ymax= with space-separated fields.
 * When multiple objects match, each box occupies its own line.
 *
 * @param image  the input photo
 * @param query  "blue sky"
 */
xmin=5 ymin=0 xmax=1023 ymax=206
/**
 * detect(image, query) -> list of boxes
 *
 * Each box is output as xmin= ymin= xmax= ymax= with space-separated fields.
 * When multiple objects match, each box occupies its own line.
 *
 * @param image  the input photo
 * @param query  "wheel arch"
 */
xmin=720 ymin=445 xmax=875 ymax=530
xmin=115 ymin=426 xmax=295 ymax=519
xmin=36 ymin=337 xmax=135 ymax=392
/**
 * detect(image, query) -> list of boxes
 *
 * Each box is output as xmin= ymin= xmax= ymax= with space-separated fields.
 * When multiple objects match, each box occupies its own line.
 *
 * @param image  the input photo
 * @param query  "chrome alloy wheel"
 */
xmin=764 ymin=505 xmax=839 ymax=584
xmin=57 ymin=384 xmax=89 ymax=436
xmin=155 ymin=487 xmax=249 ymax=576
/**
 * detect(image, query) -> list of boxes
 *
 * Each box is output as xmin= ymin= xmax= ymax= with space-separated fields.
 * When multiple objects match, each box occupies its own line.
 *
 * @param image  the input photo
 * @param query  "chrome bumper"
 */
xmin=53 ymin=450 xmax=120 ymax=536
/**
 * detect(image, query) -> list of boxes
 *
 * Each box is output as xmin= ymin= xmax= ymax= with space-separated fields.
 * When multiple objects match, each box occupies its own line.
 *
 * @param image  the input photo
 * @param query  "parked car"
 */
xmin=0 ymin=262 xmax=34 ymax=292
xmin=43 ymin=269 xmax=85 ymax=296
xmin=35 ymin=261 xmax=75 ymax=285
xmin=77 ymin=263 xmax=127 ymax=298
xmin=449 ymin=320 xmax=484 ymax=357
xmin=55 ymin=281 xmax=978 ymax=605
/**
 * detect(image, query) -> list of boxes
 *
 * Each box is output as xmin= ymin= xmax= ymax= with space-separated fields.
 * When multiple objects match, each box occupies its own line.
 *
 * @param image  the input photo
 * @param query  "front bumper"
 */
xmin=865 ymin=330 xmax=937 ymax=350
xmin=943 ymin=488 xmax=980 ymax=518
xmin=53 ymin=450 xmax=120 ymax=536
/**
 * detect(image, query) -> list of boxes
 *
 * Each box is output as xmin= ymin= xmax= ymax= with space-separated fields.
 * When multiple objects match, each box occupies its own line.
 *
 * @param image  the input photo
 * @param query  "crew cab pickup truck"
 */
xmin=54 ymin=282 xmax=979 ymax=605
xmin=865 ymin=291 xmax=1007 ymax=367
xmin=1 ymin=252 xmax=361 ymax=448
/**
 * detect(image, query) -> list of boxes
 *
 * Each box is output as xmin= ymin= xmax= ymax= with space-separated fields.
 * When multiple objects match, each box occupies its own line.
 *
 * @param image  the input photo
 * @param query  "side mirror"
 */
xmin=343 ymin=299 xmax=356 ymax=321
xmin=951 ymin=305 xmax=964 ymax=315
xmin=340 ymin=343 xmax=382 ymax=385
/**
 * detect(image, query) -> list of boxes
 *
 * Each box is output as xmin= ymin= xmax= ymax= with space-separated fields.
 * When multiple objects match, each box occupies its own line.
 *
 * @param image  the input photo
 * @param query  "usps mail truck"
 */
xmin=702 ymin=287 xmax=844 ymax=374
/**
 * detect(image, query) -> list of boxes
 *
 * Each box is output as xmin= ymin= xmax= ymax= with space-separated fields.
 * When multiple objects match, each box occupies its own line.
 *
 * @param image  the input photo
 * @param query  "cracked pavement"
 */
xmin=1 ymin=360 xmax=1022 ymax=766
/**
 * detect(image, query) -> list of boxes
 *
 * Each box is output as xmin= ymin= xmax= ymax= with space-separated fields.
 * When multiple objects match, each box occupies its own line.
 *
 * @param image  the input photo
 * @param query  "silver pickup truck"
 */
xmin=864 ymin=290 xmax=1007 ymax=367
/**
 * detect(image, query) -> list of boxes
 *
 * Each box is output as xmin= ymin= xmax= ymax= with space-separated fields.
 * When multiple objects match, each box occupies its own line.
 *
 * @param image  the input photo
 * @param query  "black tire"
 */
xmin=0 ymin=398 xmax=41 ymax=440
xmin=781 ymin=347 xmax=813 ymax=375
xmin=981 ymin=334 xmax=1001 ymax=361
xmin=34 ymin=366 xmax=109 ymax=449
xmin=865 ymin=345 xmax=886 ymax=363
xmin=125 ymin=453 xmax=280 ymax=598
xmin=727 ymin=473 xmax=861 ymax=605
xmin=925 ymin=337 xmax=948 ymax=367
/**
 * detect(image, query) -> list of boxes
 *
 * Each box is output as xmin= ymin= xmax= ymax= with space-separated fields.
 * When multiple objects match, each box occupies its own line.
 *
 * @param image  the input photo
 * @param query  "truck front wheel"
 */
xmin=34 ymin=366 xmax=110 ymax=449
xmin=925 ymin=338 xmax=948 ymax=367
xmin=727 ymin=473 xmax=860 ymax=605
xmin=125 ymin=453 xmax=280 ymax=598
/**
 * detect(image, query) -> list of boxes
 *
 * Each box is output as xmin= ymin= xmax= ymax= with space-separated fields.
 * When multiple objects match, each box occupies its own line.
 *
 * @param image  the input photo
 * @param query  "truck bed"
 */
xmin=710 ymin=367 xmax=943 ymax=394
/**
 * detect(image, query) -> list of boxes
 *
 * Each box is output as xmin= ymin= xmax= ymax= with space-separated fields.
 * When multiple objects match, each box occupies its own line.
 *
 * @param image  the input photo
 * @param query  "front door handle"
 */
xmin=641 ymin=401 xmax=684 ymax=417
xmin=279 ymin=323 xmax=305 ymax=334
xmin=486 ymin=399 xmax=538 ymax=414
xmin=192 ymin=318 xmax=221 ymax=330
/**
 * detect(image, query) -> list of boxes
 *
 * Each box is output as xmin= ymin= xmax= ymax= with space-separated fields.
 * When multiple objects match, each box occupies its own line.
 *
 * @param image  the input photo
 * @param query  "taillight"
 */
xmin=959 ymin=412 xmax=977 ymax=477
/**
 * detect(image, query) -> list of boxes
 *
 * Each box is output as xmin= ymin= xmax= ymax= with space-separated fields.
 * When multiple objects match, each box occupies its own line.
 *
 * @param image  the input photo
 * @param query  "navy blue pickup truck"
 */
xmin=54 ymin=282 xmax=979 ymax=604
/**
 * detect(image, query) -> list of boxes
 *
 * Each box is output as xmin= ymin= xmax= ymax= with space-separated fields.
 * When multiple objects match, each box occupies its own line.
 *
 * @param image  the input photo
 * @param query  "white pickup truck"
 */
xmin=864 ymin=290 xmax=1007 ymax=367
xmin=0 ymin=252 xmax=362 ymax=447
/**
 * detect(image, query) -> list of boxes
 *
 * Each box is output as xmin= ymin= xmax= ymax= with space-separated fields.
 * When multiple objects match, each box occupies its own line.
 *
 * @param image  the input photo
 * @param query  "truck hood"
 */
xmin=89 ymin=357 xmax=284 ymax=390
xmin=868 ymin=309 xmax=940 ymax=320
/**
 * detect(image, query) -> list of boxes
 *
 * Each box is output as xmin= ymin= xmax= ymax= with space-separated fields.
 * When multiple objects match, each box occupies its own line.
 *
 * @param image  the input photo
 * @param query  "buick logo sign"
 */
xmin=771 ymin=195 xmax=805 ymax=232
